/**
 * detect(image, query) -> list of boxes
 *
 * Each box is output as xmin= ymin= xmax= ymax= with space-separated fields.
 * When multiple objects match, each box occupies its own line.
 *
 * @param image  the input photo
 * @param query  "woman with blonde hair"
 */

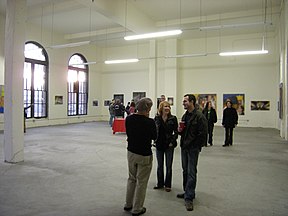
xmin=153 ymin=101 xmax=178 ymax=192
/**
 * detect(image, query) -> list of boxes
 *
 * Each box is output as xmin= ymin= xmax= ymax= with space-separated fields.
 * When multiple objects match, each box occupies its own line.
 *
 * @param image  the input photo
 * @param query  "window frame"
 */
xmin=67 ymin=53 xmax=89 ymax=116
xmin=24 ymin=41 xmax=49 ymax=119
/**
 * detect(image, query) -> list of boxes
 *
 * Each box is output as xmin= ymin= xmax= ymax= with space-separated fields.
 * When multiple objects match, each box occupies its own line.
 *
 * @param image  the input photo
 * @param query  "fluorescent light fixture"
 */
xmin=124 ymin=30 xmax=182 ymax=41
xmin=199 ymin=22 xmax=267 ymax=31
xmin=50 ymin=41 xmax=90 ymax=49
xmin=69 ymin=62 xmax=96 ymax=66
xmin=104 ymin=59 xmax=139 ymax=64
xmin=219 ymin=50 xmax=268 ymax=56
xmin=165 ymin=53 xmax=207 ymax=58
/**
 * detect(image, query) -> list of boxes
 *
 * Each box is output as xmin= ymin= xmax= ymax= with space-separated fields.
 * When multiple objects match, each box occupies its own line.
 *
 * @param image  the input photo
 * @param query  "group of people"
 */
xmin=108 ymin=99 xmax=136 ymax=127
xmin=123 ymin=94 xmax=239 ymax=215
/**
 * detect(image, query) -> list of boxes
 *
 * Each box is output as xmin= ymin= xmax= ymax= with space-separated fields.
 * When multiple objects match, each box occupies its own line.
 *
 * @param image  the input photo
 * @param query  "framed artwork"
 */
xmin=104 ymin=100 xmax=111 ymax=106
xmin=0 ymin=85 xmax=4 ymax=113
xmin=223 ymin=93 xmax=245 ymax=115
xmin=194 ymin=94 xmax=217 ymax=111
xmin=92 ymin=100 xmax=98 ymax=106
xmin=55 ymin=95 xmax=63 ymax=105
xmin=133 ymin=92 xmax=146 ymax=103
xmin=251 ymin=101 xmax=270 ymax=111
xmin=168 ymin=97 xmax=174 ymax=106
xmin=114 ymin=94 xmax=124 ymax=103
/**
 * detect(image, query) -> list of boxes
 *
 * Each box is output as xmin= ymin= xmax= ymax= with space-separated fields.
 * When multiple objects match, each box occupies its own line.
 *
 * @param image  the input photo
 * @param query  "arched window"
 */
xmin=24 ymin=41 xmax=48 ymax=118
xmin=67 ymin=54 xmax=88 ymax=116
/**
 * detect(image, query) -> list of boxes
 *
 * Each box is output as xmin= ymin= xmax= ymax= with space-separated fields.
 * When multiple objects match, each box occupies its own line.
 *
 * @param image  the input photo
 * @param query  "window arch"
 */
xmin=24 ymin=41 xmax=48 ymax=118
xmin=67 ymin=54 xmax=88 ymax=116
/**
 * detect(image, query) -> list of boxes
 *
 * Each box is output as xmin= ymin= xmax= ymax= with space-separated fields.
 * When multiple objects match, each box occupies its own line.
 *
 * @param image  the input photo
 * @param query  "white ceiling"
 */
xmin=0 ymin=0 xmax=282 ymax=47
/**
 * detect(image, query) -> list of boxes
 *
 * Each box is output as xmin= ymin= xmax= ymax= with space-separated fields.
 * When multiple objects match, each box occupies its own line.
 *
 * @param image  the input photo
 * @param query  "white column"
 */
xmin=285 ymin=0 xmax=288 ymax=140
xmin=165 ymin=38 xmax=178 ymax=115
xmin=148 ymin=40 xmax=157 ymax=115
xmin=4 ymin=0 xmax=27 ymax=163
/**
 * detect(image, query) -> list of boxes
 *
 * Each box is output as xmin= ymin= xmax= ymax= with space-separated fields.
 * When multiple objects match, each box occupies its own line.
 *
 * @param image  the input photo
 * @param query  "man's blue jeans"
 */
xmin=109 ymin=114 xmax=115 ymax=127
xmin=156 ymin=147 xmax=174 ymax=188
xmin=181 ymin=147 xmax=200 ymax=201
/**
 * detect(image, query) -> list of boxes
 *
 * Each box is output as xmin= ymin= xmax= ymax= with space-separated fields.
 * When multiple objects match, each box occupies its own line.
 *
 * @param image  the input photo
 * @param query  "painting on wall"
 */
xmin=133 ymin=92 xmax=146 ymax=103
xmin=194 ymin=94 xmax=217 ymax=111
xmin=0 ymin=85 xmax=4 ymax=113
xmin=223 ymin=93 xmax=245 ymax=115
xmin=168 ymin=97 xmax=174 ymax=106
xmin=251 ymin=101 xmax=270 ymax=111
xmin=92 ymin=100 xmax=98 ymax=106
xmin=114 ymin=94 xmax=124 ymax=103
xmin=104 ymin=100 xmax=111 ymax=106
xmin=55 ymin=95 xmax=63 ymax=105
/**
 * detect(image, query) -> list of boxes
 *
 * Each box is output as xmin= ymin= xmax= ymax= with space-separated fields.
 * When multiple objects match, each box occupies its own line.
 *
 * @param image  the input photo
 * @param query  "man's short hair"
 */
xmin=184 ymin=94 xmax=196 ymax=106
xmin=136 ymin=98 xmax=153 ymax=112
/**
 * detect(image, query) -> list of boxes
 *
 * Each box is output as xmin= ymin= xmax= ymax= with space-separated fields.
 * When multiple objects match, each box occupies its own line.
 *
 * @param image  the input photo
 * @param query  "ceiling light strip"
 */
xmin=124 ymin=30 xmax=182 ymax=41
xmin=165 ymin=53 xmax=207 ymax=58
xmin=199 ymin=22 xmax=268 ymax=31
xmin=49 ymin=41 xmax=90 ymax=49
xmin=104 ymin=59 xmax=139 ymax=64
xmin=219 ymin=50 xmax=268 ymax=56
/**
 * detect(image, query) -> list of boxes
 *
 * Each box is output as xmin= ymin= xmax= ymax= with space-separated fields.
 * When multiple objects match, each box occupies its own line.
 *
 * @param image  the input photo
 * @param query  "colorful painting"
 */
xmin=0 ymin=85 xmax=4 ymax=113
xmin=194 ymin=94 xmax=217 ymax=111
xmin=251 ymin=101 xmax=270 ymax=111
xmin=223 ymin=93 xmax=245 ymax=115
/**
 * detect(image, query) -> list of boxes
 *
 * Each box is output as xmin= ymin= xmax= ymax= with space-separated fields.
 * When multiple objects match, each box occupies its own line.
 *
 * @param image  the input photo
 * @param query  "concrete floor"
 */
xmin=0 ymin=122 xmax=287 ymax=216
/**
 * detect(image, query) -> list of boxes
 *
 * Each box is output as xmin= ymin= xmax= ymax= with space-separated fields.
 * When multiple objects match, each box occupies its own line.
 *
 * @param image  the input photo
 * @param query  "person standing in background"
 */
xmin=222 ymin=100 xmax=238 ymax=146
xmin=157 ymin=94 xmax=166 ymax=109
xmin=124 ymin=98 xmax=157 ymax=216
xmin=153 ymin=101 xmax=178 ymax=192
xmin=108 ymin=99 xmax=115 ymax=127
xmin=202 ymin=101 xmax=217 ymax=146
xmin=114 ymin=99 xmax=125 ymax=118
xmin=125 ymin=101 xmax=131 ymax=116
xmin=129 ymin=101 xmax=136 ymax=115
xmin=177 ymin=94 xmax=208 ymax=211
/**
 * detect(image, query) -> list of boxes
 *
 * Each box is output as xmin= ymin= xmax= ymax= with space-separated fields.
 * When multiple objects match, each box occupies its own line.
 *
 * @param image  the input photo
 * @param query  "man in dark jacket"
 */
xmin=177 ymin=94 xmax=208 ymax=211
xmin=222 ymin=100 xmax=238 ymax=146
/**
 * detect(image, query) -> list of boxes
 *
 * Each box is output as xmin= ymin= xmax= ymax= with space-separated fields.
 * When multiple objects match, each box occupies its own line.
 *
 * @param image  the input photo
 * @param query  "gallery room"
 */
xmin=0 ymin=0 xmax=287 ymax=216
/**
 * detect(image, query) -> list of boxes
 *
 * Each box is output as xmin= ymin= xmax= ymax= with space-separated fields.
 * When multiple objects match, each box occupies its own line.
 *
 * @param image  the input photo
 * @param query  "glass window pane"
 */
xmin=25 ymin=43 xmax=45 ymax=61
xmin=34 ymin=64 xmax=45 ymax=90
xmin=24 ymin=42 xmax=48 ymax=119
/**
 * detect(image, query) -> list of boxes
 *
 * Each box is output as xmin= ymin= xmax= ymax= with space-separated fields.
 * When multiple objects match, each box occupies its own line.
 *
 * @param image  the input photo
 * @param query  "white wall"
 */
xmin=0 ymin=15 xmax=283 ymax=130
xmin=174 ymin=35 xmax=279 ymax=128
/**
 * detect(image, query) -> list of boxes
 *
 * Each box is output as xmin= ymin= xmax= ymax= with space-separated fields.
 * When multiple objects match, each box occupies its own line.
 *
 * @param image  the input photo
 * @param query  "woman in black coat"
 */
xmin=202 ymin=101 xmax=217 ymax=146
xmin=154 ymin=101 xmax=178 ymax=192
xmin=222 ymin=100 xmax=238 ymax=146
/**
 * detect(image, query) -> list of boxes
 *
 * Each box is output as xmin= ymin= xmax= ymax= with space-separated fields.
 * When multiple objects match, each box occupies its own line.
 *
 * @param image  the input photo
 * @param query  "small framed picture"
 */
xmin=93 ymin=100 xmax=98 ymax=106
xmin=104 ymin=100 xmax=111 ymax=106
xmin=55 ymin=96 xmax=63 ymax=105
xmin=168 ymin=97 xmax=174 ymax=106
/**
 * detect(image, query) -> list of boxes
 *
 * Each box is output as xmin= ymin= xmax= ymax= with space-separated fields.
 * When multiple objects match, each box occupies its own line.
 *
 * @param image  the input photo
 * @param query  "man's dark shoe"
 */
xmin=123 ymin=206 xmax=132 ymax=211
xmin=222 ymin=144 xmax=229 ymax=147
xmin=185 ymin=200 xmax=194 ymax=211
xmin=153 ymin=185 xmax=164 ymax=190
xmin=177 ymin=193 xmax=184 ymax=199
xmin=132 ymin=207 xmax=146 ymax=216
